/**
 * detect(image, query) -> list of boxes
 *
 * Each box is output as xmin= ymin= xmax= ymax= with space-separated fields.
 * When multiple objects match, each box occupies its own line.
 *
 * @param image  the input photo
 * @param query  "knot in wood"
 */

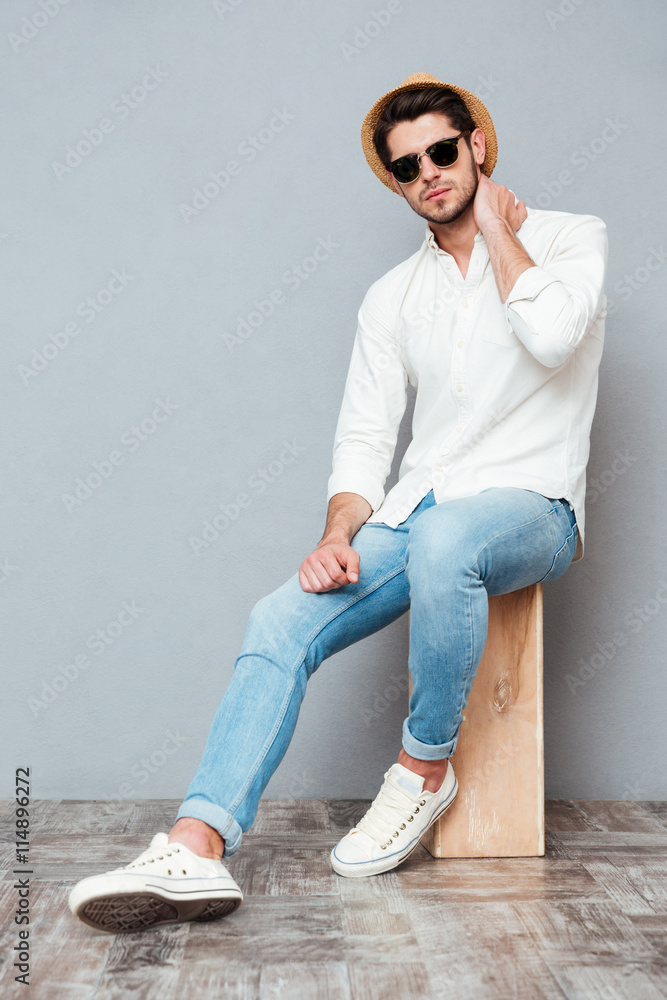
xmin=492 ymin=673 xmax=513 ymax=713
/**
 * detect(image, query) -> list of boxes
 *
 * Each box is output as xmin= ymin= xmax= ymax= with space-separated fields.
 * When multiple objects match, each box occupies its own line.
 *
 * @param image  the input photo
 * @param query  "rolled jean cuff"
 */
xmin=402 ymin=717 xmax=456 ymax=760
xmin=174 ymin=796 xmax=244 ymax=859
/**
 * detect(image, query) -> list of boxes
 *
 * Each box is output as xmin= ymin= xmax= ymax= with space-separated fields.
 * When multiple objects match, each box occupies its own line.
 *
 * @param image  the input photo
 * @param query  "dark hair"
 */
xmin=373 ymin=87 xmax=477 ymax=169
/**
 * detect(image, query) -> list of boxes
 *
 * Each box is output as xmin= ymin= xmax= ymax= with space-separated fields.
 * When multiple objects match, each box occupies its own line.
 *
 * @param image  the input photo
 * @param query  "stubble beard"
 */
xmin=402 ymin=149 xmax=479 ymax=227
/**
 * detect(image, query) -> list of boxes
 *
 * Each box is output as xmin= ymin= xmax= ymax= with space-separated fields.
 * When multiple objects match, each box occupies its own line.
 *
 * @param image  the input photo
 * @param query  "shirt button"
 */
xmin=445 ymin=260 xmax=452 ymax=269
xmin=456 ymin=425 xmax=463 ymax=433
xmin=456 ymin=384 xmax=464 ymax=392
xmin=461 ymin=299 xmax=470 ymax=308
xmin=457 ymin=340 xmax=464 ymax=348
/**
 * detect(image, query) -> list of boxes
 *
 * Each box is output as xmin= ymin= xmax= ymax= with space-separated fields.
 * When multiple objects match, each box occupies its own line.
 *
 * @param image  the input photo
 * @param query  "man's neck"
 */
xmin=428 ymin=206 xmax=480 ymax=260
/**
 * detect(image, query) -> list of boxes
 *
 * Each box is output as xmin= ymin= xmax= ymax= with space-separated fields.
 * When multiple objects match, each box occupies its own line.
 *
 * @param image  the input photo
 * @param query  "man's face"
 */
xmin=385 ymin=113 xmax=485 ymax=226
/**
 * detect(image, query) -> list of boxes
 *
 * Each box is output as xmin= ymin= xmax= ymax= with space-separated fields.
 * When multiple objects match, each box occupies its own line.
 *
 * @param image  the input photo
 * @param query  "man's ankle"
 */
xmin=168 ymin=817 xmax=225 ymax=860
xmin=397 ymin=748 xmax=449 ymax=793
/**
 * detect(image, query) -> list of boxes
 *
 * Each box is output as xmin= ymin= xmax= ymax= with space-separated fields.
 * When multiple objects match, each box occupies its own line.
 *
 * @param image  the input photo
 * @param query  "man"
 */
xmin=69 ymin=73 xmax=607 ymax=932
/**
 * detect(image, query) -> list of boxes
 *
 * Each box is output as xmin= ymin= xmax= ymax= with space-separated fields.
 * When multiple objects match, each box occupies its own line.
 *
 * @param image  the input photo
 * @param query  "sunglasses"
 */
xmin=388 ymin=130 xmax=472 ymax=184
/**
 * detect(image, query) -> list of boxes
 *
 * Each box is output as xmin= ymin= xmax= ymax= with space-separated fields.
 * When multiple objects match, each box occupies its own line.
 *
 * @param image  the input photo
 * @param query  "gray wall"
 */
xmin=3 ymin=0 xmax=665 ymax=805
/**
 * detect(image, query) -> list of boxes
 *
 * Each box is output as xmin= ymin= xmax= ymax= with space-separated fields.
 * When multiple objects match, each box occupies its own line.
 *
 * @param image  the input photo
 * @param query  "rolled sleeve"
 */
xmin=326 ymin=469 xmax=386 ymax=512
xmin=326 ymin=279 xmax=408 ymax=512
xmin=505 ymin=215 xmax=608 ymax=368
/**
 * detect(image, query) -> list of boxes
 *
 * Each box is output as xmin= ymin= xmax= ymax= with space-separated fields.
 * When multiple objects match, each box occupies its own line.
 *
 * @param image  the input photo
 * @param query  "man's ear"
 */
xmin=472 ymin=127 xmax=486 ymax=169
xmin=387 ymin=170 xmax=405 ymax=198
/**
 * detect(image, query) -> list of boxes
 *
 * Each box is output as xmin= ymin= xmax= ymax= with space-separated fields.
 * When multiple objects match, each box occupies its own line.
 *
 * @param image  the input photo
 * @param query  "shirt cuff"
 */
xmin=505 ymin=265 xmax=558 ymax=306
xmin=326 ymin=469 xmax=385 ymax=513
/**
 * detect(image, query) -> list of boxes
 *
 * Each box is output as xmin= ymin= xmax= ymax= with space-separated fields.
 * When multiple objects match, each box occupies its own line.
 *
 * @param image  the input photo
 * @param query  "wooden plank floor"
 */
xmin=1 ymin=798 xmax=666 ymax=999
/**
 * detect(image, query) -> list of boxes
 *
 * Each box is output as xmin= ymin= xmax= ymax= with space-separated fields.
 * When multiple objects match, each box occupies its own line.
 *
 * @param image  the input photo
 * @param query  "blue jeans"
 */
xmin=176 ymin=487 xmax=578 ymax=857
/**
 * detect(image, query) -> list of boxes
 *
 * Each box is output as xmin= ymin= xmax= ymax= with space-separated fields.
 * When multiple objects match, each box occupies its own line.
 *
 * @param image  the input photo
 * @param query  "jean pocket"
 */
xmin=538 ymin=503 xmax=578 ymax=583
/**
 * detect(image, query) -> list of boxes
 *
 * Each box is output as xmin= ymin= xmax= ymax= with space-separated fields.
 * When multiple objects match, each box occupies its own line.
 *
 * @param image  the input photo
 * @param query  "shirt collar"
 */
xmin=424 ymin=223 xmax=486 ymax=256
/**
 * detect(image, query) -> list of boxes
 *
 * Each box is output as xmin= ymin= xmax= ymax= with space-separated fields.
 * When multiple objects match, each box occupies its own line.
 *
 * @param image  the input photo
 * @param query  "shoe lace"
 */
xmin=355 ymin=774 xmax=426 ymax=849
xmin=110 ymin=843 xmax=188 ymax=875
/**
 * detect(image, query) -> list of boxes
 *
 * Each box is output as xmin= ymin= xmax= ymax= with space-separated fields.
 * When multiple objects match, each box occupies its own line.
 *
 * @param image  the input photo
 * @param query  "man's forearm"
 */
xmin=318 ymin=492 xmax=373 ymax=546
xmin=480 ymin=217 xmax=535 ymax=303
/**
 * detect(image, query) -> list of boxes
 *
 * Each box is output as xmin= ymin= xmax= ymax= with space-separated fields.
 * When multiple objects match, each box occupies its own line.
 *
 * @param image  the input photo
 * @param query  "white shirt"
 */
xmin=326 ymin=207 xmax=608 ymax=562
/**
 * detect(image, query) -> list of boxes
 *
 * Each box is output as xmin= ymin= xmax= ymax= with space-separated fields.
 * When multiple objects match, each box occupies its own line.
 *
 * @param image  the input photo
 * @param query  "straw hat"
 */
xmin=361 ymin=72 xmax=498 ymax=193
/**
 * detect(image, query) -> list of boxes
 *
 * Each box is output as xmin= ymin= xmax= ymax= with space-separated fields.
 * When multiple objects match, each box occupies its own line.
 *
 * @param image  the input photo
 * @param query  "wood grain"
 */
xmin=410 ymin=583 xmax=544 ymax=858
xmin=1 ymin=797 xmax=665 ymax=999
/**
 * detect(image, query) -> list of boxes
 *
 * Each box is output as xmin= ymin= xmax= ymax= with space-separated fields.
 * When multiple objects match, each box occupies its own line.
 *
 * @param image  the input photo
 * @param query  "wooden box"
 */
xmin=409 ymin=583 xmax=544 ymax=858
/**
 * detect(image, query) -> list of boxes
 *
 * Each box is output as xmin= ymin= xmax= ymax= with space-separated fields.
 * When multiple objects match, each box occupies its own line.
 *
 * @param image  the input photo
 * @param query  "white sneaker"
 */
xmin=331 ymin=761 xmax=458 ymax=877
xmin=68 ymin=832 xmax=243 ymax=933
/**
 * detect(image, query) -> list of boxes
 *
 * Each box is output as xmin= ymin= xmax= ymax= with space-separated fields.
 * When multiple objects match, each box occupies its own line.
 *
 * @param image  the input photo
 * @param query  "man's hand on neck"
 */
xmin=472 ymin=173 xmax=535 ymax=302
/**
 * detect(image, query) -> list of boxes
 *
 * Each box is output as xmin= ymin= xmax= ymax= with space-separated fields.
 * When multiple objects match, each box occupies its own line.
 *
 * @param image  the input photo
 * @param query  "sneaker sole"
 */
xmin=331 ymin=778 xmax=458 ymax=878
xmin=73 ymin=891 xmax=242 ymax=934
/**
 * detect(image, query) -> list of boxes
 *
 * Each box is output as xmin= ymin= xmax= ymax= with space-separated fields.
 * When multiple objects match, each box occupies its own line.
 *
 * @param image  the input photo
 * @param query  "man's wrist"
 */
xmin=317 ymin=532 xmax=351 ymax=548
xmin=318 ymin=492 xmax=372 ymax=549
xmin=478 ymin=214 xmax=513 ymax=239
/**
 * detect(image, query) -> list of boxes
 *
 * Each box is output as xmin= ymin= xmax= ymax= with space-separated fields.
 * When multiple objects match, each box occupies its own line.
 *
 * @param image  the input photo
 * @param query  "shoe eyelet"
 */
xmin=393 ymin=831 xmax=399 ymax=838
xmin=419 ymin=799 xmax=426 ymax=806
xmin=414 ymin=807 xmax=420 ymax=814
xmin=167 ymin=869 xmax=172 ymax=875
xmin=381 ymin=845 xmax=387 ymax=850
xmin=387 ymin=839 xmax=392 ymax=845
xmin=408 ymin=816 xmax=414 ymax=822
xmin=182 ymin=869 xmax=187 ymax=874
xmin=400 ymin=824 xmax=406 ymax=830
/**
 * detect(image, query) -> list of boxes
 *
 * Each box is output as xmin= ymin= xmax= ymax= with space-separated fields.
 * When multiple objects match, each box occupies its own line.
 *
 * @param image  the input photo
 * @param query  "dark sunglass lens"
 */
xmin=392 ymin=156 xmax=419 ymax=183
xmin=430 ymin=141 xmax=458 ymax=168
